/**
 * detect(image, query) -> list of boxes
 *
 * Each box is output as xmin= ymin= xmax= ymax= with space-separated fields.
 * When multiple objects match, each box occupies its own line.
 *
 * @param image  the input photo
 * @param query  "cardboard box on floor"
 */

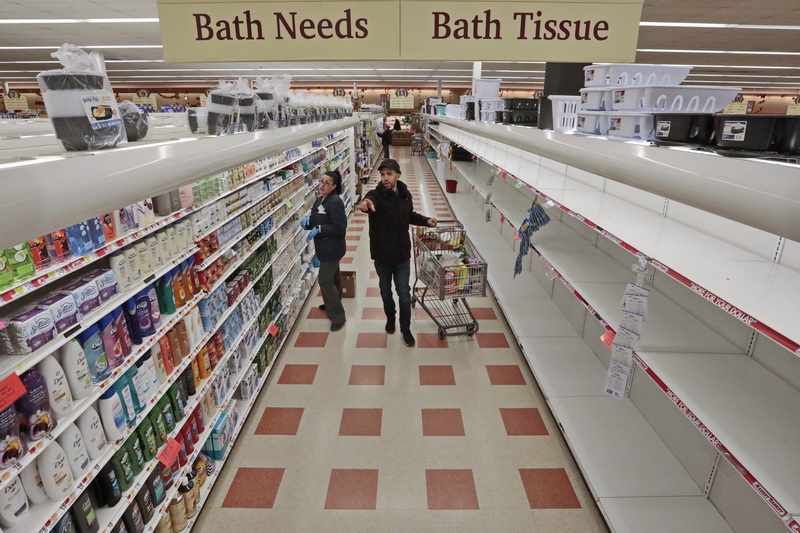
xmin=341 ymin=271 xmax=356 ymax=298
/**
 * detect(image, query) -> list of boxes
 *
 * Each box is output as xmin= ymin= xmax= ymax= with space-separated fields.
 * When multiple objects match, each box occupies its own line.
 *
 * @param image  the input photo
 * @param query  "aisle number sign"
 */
xmin=157 ymin=0 xmax=643 ymax=62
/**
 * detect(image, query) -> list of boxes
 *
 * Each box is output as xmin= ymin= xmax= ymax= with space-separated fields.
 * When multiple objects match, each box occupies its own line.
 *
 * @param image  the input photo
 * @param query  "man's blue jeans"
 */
xmin=375 ymin=260 xmax=411 ymax=330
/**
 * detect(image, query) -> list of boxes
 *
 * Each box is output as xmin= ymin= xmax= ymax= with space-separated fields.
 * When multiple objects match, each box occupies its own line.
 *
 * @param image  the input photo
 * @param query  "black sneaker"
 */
xmin=331 ymin=321 xmax=345 ymax=332
xmin=319 ymin=304 xmax=326 ymax=311
xmin=401 ymin=329 xmax=415 ymax=347
xmin=385 ymin=320 xmax=396 ymax=334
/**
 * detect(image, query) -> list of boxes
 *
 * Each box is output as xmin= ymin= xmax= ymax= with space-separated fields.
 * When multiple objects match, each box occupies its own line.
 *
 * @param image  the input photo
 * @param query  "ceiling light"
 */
xmin=640 ymin=21 xmax=800 ymax=31
xmin=0 ymin=18 xmax=159 ymax=24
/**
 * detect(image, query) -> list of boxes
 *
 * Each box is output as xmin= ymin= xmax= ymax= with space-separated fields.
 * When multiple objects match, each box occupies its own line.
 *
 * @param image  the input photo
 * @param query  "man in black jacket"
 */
xmin=377 ymin=125 xmax=392 ymax=158
xmin=359 ymin=158 xmax=437 ymax=347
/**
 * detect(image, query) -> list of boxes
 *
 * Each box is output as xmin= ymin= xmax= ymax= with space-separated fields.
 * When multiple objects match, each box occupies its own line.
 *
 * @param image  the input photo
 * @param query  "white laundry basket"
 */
xmin=549 ymin=95 xmax=581 ymax=133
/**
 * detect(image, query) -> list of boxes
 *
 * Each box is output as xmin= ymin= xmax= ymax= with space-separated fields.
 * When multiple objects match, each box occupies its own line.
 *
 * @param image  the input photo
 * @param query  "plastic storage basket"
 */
xmin=610 ymin=85 xmax=740 ymax=113
xmin=579 ymin=88 xmax=613 ymax=111
xmin=549 ymin=95 xmax=581 ymax=133
xmin=584 ymin=64 xmax=692 ymax=87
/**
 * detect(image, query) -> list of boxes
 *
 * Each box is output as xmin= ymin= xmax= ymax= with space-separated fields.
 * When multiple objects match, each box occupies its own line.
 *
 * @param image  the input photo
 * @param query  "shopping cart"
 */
xmin=411 ymin=134 xmax=425 ymax=155
xmin=411 ymin=221 xmax=488 ymax=338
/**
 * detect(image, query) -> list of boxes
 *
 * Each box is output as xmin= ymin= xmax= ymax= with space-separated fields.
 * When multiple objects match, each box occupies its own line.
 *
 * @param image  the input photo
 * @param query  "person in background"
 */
xmin=359 ymin=158 xmax=437 ymax=347
xmin=301 ymin=170 xmax=348 ymax=331
xmin=393 ymin=118 xmax=402 ymax=131
xmin=377 ymin=125 xmax=392 ymax=158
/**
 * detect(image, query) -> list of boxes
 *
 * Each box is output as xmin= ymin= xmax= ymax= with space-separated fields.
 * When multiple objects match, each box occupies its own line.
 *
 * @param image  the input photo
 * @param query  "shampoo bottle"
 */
xmin=77 ymin=326 xmax=111 ymax=383
xmin=38 ymin=440 xmax=74 ymax=501
xmin=58 ymin=340 xmax=94 ymax=400
xmin=98 ymin=389 xmax=127 ymax=442
xmin=0 ymin=477 xmax=28 ymax=527
xmin=38 ymin=355 xmax=74 ymax=419
xmin=56 ymin=423 xmax=90 ymax=479
xmin=76 ymin=406 xmax=107 ymax=460
xmin=19 ymin=461 xmax=50 ymax=504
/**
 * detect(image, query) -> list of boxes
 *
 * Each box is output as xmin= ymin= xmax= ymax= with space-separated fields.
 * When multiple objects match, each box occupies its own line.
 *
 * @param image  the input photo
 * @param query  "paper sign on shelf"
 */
xmin=604 ymin=358 xmax=631 ymax=399
xmin=268 ymin=324 xmax=279 ymax=337
xmin=614 ymin=325 xmax=639 ymax=349
xmin=620 ymin=309 xmax=644 ymax=336
xmin=157 ymin=438 xmax=182 ymax=466
xmin=611 ymin=342 xmax=634 ymax=367
xmin=624 ymin=281 xmax=650 ymax=297
xmin=0 ymin=374 xmax=26 ymax=412
xmin=543 ymin=200 xmax=556 ymax=209
xmin=623 ymin=292 xmax=648 ymax=317
xmin=600 ymin=330 xmax=615 ymax=349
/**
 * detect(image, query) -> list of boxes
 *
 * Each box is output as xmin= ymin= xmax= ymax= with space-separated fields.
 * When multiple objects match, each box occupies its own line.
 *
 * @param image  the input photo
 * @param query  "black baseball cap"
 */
xmin=377 ymin=158 xmax=401 ymax=173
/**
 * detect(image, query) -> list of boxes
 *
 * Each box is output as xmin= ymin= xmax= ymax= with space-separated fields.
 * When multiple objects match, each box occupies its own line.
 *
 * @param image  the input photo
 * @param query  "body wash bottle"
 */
xmin=0 ymin=477 xmax=29 ymax=527
xmin=56 ymin=423 xmax=90 ymax=479
xmin=78 ymin=325 xmax=111 ymax=383
xmin=38 ymin=440 xmax=75 ymax=501
xmin=38 ymin=355 xmax=74 ymax=419
xmin=76 ymin=406 xmax=107 ymax=460
xmin=59 ymin=339 xmax=94 ymax=400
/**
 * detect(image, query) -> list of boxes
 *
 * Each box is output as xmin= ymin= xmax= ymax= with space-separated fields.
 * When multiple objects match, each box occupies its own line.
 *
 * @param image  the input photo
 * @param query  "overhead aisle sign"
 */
xmin=157 ymin=0 xmax=643 ymax=62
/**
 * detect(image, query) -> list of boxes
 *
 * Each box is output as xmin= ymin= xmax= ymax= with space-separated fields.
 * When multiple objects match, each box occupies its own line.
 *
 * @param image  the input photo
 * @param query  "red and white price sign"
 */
xmin=268 ymin=324 xmax=279 ymax=337
xmin=157 ymin=438 xmax=181 ymax=467
xmin=0 ymin=374 xmax=27 ymax=412
xmin=600 ymin=331 xmax=615 ymax=349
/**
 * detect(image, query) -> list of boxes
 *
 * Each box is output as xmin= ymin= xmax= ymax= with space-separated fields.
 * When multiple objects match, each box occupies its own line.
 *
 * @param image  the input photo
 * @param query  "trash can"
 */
xmin=445 ymin=179 xmax=458 ymax=193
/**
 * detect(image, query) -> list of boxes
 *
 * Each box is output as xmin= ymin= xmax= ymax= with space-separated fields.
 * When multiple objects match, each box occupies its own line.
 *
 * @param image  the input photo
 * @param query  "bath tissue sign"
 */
xmin=157 ymin=0 xmax=643 ymax=62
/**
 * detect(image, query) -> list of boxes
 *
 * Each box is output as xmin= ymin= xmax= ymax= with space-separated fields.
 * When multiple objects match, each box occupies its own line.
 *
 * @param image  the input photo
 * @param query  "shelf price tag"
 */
xmin=284 ymin=200 xmax=293 ymax=209
xmin=268 ymin=324 xmax=279 ymax=337
xmin=515 ymin=180 xmax=524 ymax=189
xmin=157 ymin=438 xmax=182 ymax=467
xmin=0 ymin=374 xmax=26 ymax=412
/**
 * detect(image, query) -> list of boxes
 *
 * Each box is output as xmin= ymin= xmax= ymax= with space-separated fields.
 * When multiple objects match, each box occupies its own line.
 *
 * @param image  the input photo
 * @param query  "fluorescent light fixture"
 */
xmin=640 ymin=21 xmax=800 ymax=31
xmin=639 ymin=48 xmax=800 ymax=56
xmin=0 ymin=18 xmax=159 ymax=24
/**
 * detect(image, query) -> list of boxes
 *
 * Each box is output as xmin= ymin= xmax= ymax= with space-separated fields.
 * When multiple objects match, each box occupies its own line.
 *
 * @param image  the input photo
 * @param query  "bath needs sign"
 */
xmin=157 ymin=0 xmax=643 ymax=62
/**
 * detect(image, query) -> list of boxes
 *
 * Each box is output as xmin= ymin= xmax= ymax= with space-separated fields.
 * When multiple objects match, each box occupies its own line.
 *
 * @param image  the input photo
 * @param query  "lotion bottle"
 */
xmin=109 ymin=250 xmax=131 ymax=290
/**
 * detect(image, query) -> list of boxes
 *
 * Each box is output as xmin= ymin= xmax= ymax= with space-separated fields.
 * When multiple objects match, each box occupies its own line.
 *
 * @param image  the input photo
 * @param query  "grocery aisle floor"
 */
xmin=193 ymin=147 xmax=608 ymax=532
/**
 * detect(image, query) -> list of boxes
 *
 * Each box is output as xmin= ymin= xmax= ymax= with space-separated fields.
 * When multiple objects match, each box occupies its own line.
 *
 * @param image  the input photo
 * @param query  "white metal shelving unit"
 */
xmin=424 ymin=117 xmax=800 ymax=533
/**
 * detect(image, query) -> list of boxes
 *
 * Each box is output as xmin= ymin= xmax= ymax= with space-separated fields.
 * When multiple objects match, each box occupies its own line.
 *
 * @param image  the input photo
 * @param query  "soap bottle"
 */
xmin=124 ymin=297 xmax=144 ymax=346
xmin=111 ymin=307 xmax=134 ymax=358
xmin=168 ymin=495 xmax=187 ymax=531
xmin=38 ymin=355 xmax=74 ymax=419
xmin=0 ymin=477 xmax=29 ymax=527
xmin=111 ymin=378 xmax=138 ymax=425
xmin=126 ymin=365 xmax=150 ymax=407
xmin=156 ymin=269 xmax=176 ymax=316
xmin=126 ymin=435 xmax=145 ymax=477
xmin=137 ymin=417 xmax=157 ymax=461
xmin=123 ymin=245 xmax=141 ymax=283
xmin=38 ymin=440 xmax=75 ymax=501
xmin=96 ymin=464 xmax=122 ymax=507
xmin=134 ymin=289 xmax=156 ymax=338
xmin=165 ymin=225 xmax=179 ymax=256
xmin=156 ymin=230 xmax=172 ymax=263
xmin=180 ymin=259 xmax=195 ymax=300
xmin=137 ymin=354 xmax=160 ymax=395
xmin=134 ymin=240 xmax=152 ymax=277
xmin=149 ymin=344 xmax=168 ymax=385
xmin=71 ymin=490 xmax=99 ymax=533
xmin=122 ymin=499 xmax=146 ymax=533
xmin=77 ymin=325 xmax=111 ymax=383
xmin=109 ymin=251 xmax=131 ymax=290
xmin=56 ymin=423 xmax=90 ymax=479
xmin=97 ymin=314 xmax=124 ymax=370
xmin=145 ymin=235 xmax=163 ymax=270
xmin=135 ymin=483 xmax=155 ymax=524
xmin=157 ymin=336 xmax=175 ymax=376
xmin=15 ymin=368 xmax=57 ymax=441
xmin=111 ymin=447 xmax=135 ymax=492
xmin=19 ymin=461 xmax=50 ymax=504
xmin=146 ymin=468 xmax=166 ymax=506
xmin=171 ymin=267 xmax=186 ymax=309
xmin=52 ymin=509 xmax=78 ymax=533
xmin=146 ymin=285 xmax=163 ymax=331
xmin=157 ymin=397 xmax=176 ymax=434
xmin=76 ymin=406 xmax=107 ymax=460
xmin=155 ymin=512 xmax=173 ymax=533
xmin=98 ymin=389 xmax=127 ymax=442
xmin=166 ymin=328 xmax=183 ymax=367
xmin=58 ymin=340 xmax=94 ymax=400
xmin=149 ymin=410 xmax=167 ymax=448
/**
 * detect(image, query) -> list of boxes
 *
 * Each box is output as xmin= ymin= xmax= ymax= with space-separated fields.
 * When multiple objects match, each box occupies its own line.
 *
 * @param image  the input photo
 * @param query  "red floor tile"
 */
xmin=426 ymin=469 xmax=479 ymax=510
xmin=499 ymin=408 xmax=548 ymax=436
xmin=414 ymin=307 xmax=435 ymax=320
xmin=222 ymin=468 xmax=284 ymax=508
xmin=341 ymin=257 xmax=354 ymax=264
xmin=294 ymin=332 xmax=329 ymax=348
xmin=369 ymin=271 xmax=379 ymax=279
xmin=361 ymin=307 xmax=387 ymax=320
xmin=470 ymin=307 xmax=498 ymax=320
xmin=307 ymin=308 xmax=328 ymax=319
xmin=519 ymin=469 xmax=581 ymax=509
xmin=419 ymin=365 xmax=456 ymax=386
xmin=346 ymin=235 xmax=360 ymax=241
xmin=339 ymin=408 xmax=383 ymax=436
xmin=349 ymin=365 xmax=385 ymax=385
xmin=356 ymin=332 xmax=388 ymax=348
xmin=346 ymin=245 xmax=358 ymax=252
xmin=255 ymin=407 xmax=305 ymax=435
xmin=366 ymin=287 xmax=382 ymax=297
xmin=476 ymin=332 xmax=510 ymax=348
xmin=486 ymin=365 xmax=527 ymax=385
xmin=277 ymin=364 xmax=319 ymax=384
xmin=325 ymin=469 xmax=379 ymax=509
xmin=417 ymin=333 xmax=448 ymax=348
xmin=422 ymin=409 xmax=465 ymax=436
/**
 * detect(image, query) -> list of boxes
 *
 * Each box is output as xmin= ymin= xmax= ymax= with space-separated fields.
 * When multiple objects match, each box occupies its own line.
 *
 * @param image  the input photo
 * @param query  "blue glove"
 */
xmin=300 ymin=217 xmax=311 ymax=230
xmin=306 ymin=227 xmax=320 ymax=241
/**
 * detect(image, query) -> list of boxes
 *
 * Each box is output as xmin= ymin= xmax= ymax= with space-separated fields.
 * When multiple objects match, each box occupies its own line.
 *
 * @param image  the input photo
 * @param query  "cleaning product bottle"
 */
xmin=71 ymin=490 xmax=99 ymax=533
xmin=123 ymin=245 xmax=141 ymax=283
xmin=37 ymin=355 xmax=74 ymax=419
xmin=111 ymin=378 xmax=137 ymax=425
xmin=77 ymin=406 xmax=107 ymax=460
xmin=111 ymin=307 xmax=133 ymax=358
xmin=15 ymin=368 xmax=57 ymax=441
xmin=78 ymin=325 xmax=111 ymax=383
xmin=137 ymin=417 xmax=157 ymax=461
xmin=109 ymin=250 xmax=131 ymax=290
xmin=58 ymin=340 xmax=94 ymax=400
xmin=156 ymin=268 xmax=176 ymax=316
xmin=98 ymin=389 xmax=127 ymax=442
xmin=96 ymin=464 xmax=122 ymax=507
xmin=97 ymin=314 xmax=124 ymax=370
xmin=19 ymin=461 xmax=50 ymax=504
xmin=126 ymin=435 xmax=145 ymax=477
xmin=111 ymin=447 xmax=135 ymax=492
xmin=124 ymin=297 xmax=144 ymax=346
xmin=133 ymin=240 xmax=152 ymax=277
xmin=37 ymin=440 xmax=74 ymax=501
xmin=0 ymin=477 xmax=29 ymax=527
xmin=56 ymin=423 xmax=90 ymax=479
xmin=145 ymin=235 xmax=162 ymax=270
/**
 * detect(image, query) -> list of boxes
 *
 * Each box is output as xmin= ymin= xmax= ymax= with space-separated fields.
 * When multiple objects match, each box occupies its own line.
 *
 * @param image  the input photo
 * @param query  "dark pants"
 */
xmin=375 ymin=260 xmax=411 ymax=330
xmin=319 ymin=260 xmax=345 ymax=325
xmin=382 ymin=144 xmax=390 ymax=158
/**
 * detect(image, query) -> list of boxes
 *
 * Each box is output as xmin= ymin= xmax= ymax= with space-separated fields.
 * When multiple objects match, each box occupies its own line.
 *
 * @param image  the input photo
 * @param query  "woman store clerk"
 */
xmin=301 ymin=170 xmax=348 ymax=330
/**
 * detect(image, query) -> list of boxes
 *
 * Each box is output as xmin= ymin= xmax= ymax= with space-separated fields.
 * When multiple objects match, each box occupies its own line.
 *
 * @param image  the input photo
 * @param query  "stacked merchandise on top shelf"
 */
xmin=0 ymin=125 xmax=348 ymax=533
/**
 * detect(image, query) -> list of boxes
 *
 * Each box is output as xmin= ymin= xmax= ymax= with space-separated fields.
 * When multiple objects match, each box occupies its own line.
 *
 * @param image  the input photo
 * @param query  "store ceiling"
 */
xmin=1 ymin=0 xmax=799 ymax=94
